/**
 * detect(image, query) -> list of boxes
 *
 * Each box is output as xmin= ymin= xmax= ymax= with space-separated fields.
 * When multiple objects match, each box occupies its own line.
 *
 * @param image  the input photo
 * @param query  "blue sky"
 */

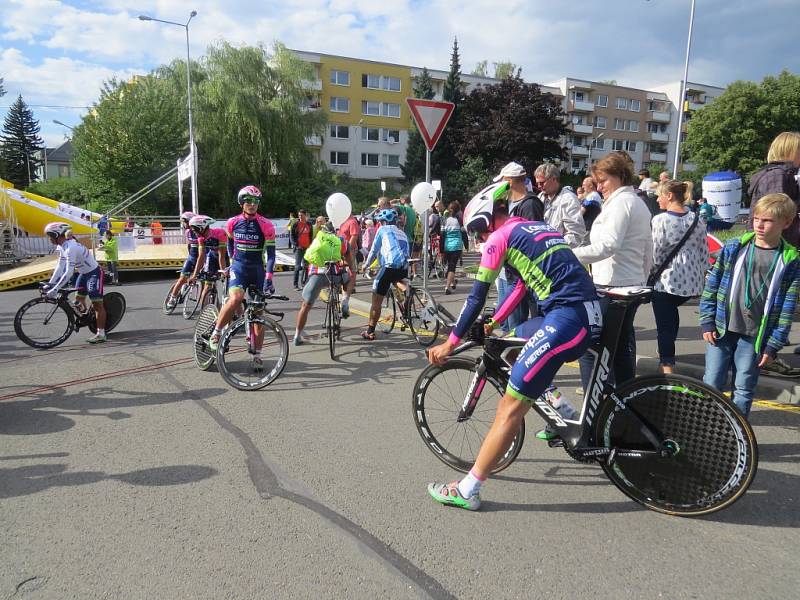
xmin=1 ymin=0 xmax=797 ymax=147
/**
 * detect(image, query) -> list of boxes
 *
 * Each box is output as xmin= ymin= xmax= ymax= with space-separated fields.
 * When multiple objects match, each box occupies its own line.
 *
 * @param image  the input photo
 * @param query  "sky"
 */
xmin=0 ymin=0 xmax=797 ymax=148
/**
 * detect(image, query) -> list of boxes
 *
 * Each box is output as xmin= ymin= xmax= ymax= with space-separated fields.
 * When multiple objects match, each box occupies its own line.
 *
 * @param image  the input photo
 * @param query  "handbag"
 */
xmin=647 ymin=212 xmax=700 ymax=287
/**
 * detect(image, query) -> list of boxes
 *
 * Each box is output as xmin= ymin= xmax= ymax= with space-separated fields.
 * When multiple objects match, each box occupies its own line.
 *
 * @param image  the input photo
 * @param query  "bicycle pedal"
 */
xmin=547 ymin=439 xmax=565 ymax=448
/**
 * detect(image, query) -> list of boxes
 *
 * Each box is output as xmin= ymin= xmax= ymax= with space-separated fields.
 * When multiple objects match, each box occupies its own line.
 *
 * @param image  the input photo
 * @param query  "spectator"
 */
xmin=638 ymin=168 xmax=654 ymax=192
xmin=697 ymin=197 xmax=716 ymax=225
xmin=97 ymin=214 xmax=110 ymax=237
xmin=580 ymin=176 xmax=603 ymax=240
xmin=576 ymin=187 xmax=585 ymax=201
xmin=573 ymin=151 xmax=653 ymax=388
xmin=651 ymin=180 xmax=708 ymax=373
xmin=534 ymin=162 xmax=586 ymax=248
xmin=701 ymin=193 xmax=800 ymax=417
xmin=151 ymin=219 xmax=163 ymax=244
xmin=290 ymin=210 xmax=313 ymax=289
xmin=124 ymin=211 xmax=134 ymax=232
xmin=101 ymin=230 xmax=120 ymax=285
xmin=337 ymin=209 xmax=362 ymax=295
xmin=658 ymin=171 xmax=670 ymax=186
xmin=441 ymin=201 xmax=465 ymax=294
xmin=287 ymin=212 xmax=297 ymax=249
xmin=312 ymin=215 xmax=326 ymax=239
xmin=361 ymin=218 xmax=376 ymax=261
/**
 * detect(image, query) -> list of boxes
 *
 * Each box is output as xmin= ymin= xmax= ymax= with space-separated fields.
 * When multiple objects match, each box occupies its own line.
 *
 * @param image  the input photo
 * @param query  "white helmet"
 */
xmin=44 ymin=222 xmax=72 ymax=238
xmin=180 ymin=211 xmax=196 ymax=223
xmin=188 ymin=215 xmax=214 ymax=231
xmin=463 ymin=182 xmax=510 ymax=235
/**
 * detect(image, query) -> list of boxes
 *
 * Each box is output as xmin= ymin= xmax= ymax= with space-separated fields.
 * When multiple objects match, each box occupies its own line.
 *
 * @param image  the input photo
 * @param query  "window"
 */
xmin=329 ymin=97 xmax=349 ymax=112
xmin=646 ymin=142 xmax=668 ymax=154
xmin=330 ymin=151 xmax=348 ymax=165
xmin=646 ymin=122 xmax=667 ymax=133
xmin=59 ymin=165 xmax=70 ymax=178
xmin=592 ymin=137 xmax=605 ymax=149
xmin=573 ymin=136 xmax=586 ymax=147
xmin=595 ymin=94 xmax=608 ymax=107
xmin=616 ymin=97 xmax=628 ymax=110
xmin=382 ymin=77 xmax=401 ymax=92
xmin=361 ymin=153 xmax=380 ymax=167
xmin=572 ymin=159 xmax=581 ymax=170
xmin=330 ymin=70 xmax=349 ymax=86
xmin=593 ymin=115 xmax=607 ymax=129
xmin=625 ymin=140 xmax=637 ymax=152
xmin=382 ymin=102 xmax=400 ymax=118
xmin=648 ymin=99 xmax=668 ymax=112
xmin=628 ymin=120 xmax=639 ymax=132
xmin=362 ymin=73 xmax=381 ymax=89
xmin=361 ymin=127 xmax=380 ymax=141
xmin=382 ymin=154 xmax=400 ymax=168
xmin=362 ymin=100 xmax=380 ymax=116
xmin=329 ymin=124 xmax=349 ymax=139
xmin=572 ymin=115 xmax=585 ymax=125
xmin=572 ymin=91 xmax=585 ymax=102
xmin=614 ymin=118 xmax=625 ymax=131
xmin=383 ymin=129 xmax=400 ymax=143
xmin=612 ymin=139 xmax=624 ymax=151
xmin=629 ymin=99 xmax=641 ymax=112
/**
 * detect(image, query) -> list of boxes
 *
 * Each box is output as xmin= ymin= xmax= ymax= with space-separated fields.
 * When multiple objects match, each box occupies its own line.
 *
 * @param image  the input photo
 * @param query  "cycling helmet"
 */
xmin=463 ymin=182 xmax=510 ymax=235
xmin=189 ymin=214 xmax=214 ymax=231
xmin=374 ymin=208 xmax=398 ymax=224
xmin=237 ymin=185 xmax=262 ymax=205
xmin=180 ymin=211 xmax=196 ymax=223
xmin=44 ymin=222 xmax=71 ymax=238
xmin=322 ymin=221 xmax=336 ymax=233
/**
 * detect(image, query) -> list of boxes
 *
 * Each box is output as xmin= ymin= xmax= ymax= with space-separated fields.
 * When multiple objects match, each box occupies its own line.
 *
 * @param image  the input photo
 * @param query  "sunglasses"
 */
xmin=242 ymin=197 xmax=260 ymax=205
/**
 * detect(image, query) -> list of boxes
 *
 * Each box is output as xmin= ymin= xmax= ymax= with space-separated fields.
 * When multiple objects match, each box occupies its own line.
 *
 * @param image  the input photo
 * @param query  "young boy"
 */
xmin=700 ymin=193 xmax=800 ymax=417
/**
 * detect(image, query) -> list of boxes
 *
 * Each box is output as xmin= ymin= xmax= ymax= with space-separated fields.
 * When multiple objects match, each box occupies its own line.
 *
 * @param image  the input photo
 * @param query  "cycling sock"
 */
xmin=211 ymin=327 xmax=221 ymax=338
xmin=458 ymin=469 xmax=485 ymax=498
xmin=97 ymin=328 xmax=106 ymax=336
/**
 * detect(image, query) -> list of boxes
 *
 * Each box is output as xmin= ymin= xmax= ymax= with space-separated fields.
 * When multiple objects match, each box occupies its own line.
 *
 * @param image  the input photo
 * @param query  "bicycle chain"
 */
xmin=549 ymin=439 xmax=598 ymax=464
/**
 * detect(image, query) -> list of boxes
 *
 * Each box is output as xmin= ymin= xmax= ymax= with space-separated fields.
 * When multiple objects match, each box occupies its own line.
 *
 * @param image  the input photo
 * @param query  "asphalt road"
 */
xmin=1 ymin=271 xmax=798 ymax=600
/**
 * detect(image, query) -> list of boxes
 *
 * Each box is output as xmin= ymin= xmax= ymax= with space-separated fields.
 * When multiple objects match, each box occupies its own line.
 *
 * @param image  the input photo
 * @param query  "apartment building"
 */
xmin=292 ymin=50 xmax=499 ymax=180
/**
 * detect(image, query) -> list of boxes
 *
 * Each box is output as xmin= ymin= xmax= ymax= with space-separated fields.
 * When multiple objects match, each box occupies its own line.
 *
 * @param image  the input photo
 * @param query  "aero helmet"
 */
xmin=463 ymin=182 xmax=510 ymax=235
xmin=237 ymin=185 xmax=262 ymax=205
xmin=44 ymin=222 xmax=72 ymax=238
xmin=374 ymin=208 xmax=398 ymax=224
xmin=189 ymin=215 xmax=214 ymax=231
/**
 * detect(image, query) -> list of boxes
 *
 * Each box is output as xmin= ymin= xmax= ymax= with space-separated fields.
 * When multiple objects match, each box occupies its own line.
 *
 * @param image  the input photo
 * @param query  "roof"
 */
xmin=45 ymin=140 xmax=73 ymax=163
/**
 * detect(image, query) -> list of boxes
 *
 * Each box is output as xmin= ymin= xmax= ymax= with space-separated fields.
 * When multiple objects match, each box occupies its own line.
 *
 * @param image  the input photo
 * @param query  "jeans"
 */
xmin=293 ymin=247 xmax=308 ymax=287
xmin=651 ymin=291 xmax=691 ymax=366
xmin=703 ymin=331 xmax=759 ymax=417
xmin=579 ymin=295 xmax=638 ymax=391
xmin=495 ymin=276 xmax=531 ymax=333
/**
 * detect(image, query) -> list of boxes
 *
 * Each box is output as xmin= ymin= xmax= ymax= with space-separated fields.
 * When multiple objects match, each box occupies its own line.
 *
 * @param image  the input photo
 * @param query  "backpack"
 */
xmin=304 ymin=231 xmax=343 ymax=266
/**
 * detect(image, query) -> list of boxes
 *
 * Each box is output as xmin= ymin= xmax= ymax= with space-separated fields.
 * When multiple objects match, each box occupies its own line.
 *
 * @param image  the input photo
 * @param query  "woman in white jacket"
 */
xmin=573 ymin=151 xmax=653 ymax=388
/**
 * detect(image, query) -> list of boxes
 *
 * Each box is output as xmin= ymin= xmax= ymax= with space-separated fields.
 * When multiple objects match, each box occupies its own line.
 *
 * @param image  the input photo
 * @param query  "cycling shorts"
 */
xmin=203 ymin=253 xmax=220 ymax=278
xmin=76 ymin=267 xmax=104 ymax=301
xmin=301 ymin=272 xmax=350 ymax=307
xmin=181 ymin=256 xmax=197 ymax=276
xmin=372 ymin=266 xmax=407 ymax=297
xmin=228 ymin=262 xmax=265 ymax=292
xmin=506 ymin=301 xmax=597 ymax=405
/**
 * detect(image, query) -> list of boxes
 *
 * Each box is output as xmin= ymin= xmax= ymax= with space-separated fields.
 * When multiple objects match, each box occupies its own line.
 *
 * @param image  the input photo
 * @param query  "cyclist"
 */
xmin=359 ymin=208 xmax=410 ymax=341
xmin=207 ymin=186 xmax=276 ymax=372
xmin=165 ymin=211 xmax=197 ymax=309
xmin=187 ymin=215 xmax=228 ymax=307
xmin=425 ymin=182 xmax=601 ymax=510
xmin=292 ymin=222 xmax=352 ymax=346
xmin=42 ymin=222 xmax=108 ymax=344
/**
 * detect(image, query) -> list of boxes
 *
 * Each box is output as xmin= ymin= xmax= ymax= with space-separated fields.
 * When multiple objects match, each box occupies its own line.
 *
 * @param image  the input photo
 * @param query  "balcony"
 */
xmin=301 ymin=102 xmax=322 ymax=112
xmin=648 ymin=111 xmax=670 ymax=123
xmin=685 ymin=101 xmax=705 ymax=111
xmin=649 ymin=132 xmax=669 ymax=142
xmin=649 ymin=151 xmax=667 ymax=162
xmin=570 ymin=99 xmax=594 ymax=112
xmin=302 ymin=79 xmax=323 ymax=91
xmin=571 ymin=145 xmax=590 ymax=157
xmin=572 ymin=123 xmax=593 ymax=134
xmin=304 ymin=134 xmax=322 ymax=146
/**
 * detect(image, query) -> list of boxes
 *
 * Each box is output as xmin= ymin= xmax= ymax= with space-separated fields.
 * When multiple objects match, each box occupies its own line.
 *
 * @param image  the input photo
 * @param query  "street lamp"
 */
xmin=139 ymin=10 xmax=199 ymax=214
xmin=53 ymin=119 xmax=75 ymax=132
xmin=588 ymin=132 xmax=605 ymax=171
xmin=671 ymin=0 xmax=696 ymax=178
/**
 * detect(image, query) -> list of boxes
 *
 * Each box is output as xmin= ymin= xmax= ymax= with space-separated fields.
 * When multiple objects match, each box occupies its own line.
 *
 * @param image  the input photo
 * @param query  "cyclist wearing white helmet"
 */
xmin=165 ymin=211 xmax=198 ymax=309
xmin=425 ymin=182 xmax=601 ymax=511
xmin=207 ymin=186 xmax=276 ymax=372
xmin=43 ymin=222 xmax=108 ymax=343
xmin=187 ymin=215 xmax=228 ymax=307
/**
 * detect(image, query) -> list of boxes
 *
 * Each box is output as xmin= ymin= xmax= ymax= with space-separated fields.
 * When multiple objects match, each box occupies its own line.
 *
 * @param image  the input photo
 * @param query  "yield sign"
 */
xmin=406 ymin=98 xmax=455 ymax=152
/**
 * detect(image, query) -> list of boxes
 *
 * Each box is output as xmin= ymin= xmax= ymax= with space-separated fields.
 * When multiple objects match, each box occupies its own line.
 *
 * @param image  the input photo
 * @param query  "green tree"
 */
xmin=27 ymin=176 xmax=88 ymax=207
xmin=0 ymin=95 xmax=44 ymax=188
xmin=401 ymin=67 xmax=435 ymax=183
xmin=683 ymin=70 xmax=800 ymax=179
xmin=493 ymin=61 xmax=519 ymax=80
xmin=430 ymin=38 xmax=464 ymax=181
xmin=472 ymin=60 xmax=488 ymax=77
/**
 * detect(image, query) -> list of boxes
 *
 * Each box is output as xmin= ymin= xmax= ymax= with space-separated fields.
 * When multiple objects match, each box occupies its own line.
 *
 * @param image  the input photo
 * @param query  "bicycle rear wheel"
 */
xmin=182 ymin=282 xmax=201 ymax=319
xmin=194 ymin=304 xmax=219 ymax=371
xmin=217 ymin=316 xmax=289 ymax=390
xmin=162 ymin=284 xmax=177 ymax=315
xmin=412 ymin=358 xmax=524 ymax=474
xmin=407 ymin=288 xmax=440 ymax=347
xmin=326 ymin=287 xmax=341 ymax=360
xmin=14 ymin=298 xmax=74 ymax=349
xmin=102 ymin=292 xmax=126 ymax=332
xmin=594 ymin=374 xmax=758 ymax=517
xmin=376 ymin=292 xmax=395 ymax=334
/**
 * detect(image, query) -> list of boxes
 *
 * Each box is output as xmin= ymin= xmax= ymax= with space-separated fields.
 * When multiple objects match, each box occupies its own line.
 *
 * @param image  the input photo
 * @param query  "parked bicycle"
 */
xmin=162 ymin=271 xmax=192 ymax=316
xmin=412 ymin=287 xmax=758 ymax=516
xmin=182 ymin=272 xmax=222 ymax=320
xmin=15 ymin=284 xmax=126 ymax=349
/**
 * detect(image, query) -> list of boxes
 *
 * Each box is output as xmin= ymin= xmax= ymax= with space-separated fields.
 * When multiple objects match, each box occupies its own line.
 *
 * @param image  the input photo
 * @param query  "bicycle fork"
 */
xmin=457 ymin=361 xmax=488 ymax=422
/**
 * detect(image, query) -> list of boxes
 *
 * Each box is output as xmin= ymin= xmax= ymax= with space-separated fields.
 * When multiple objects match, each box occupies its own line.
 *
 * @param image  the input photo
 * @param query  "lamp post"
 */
xmin=139 ymin=10 xmax=199 ymax=214
xmin=671 ymin=0 xmax=696 ymax=178
xmin=588 ymin=132 xmax=605 ymax=171
xmin=53 ymin=119 xmax=75 ymax=132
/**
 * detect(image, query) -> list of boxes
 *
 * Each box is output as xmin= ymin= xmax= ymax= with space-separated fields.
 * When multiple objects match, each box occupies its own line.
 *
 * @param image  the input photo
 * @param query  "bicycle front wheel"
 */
xmin=594 ymin=374 xmax=758 ymax=517
xmin=14 ymin=298 xmax=74 ymax=349
xmin=194 ymin=304 xmax=219 ymax=371
xmin=217 ymin=316 xmax=289 ymax=391
xmin=182 ymin=282 xmax=201 ymax=320
xmin=376 ymin=292 xmax=395 ymax=334
xmin=407 ymin=288 xmax=440 ymax=347
xmin=412 ymin=358 xmax=524 ymax=474
xmin=162 ymin=285 xmax=177 ymax=315
xmin=326 ymin=288 xmax=341 ymax=360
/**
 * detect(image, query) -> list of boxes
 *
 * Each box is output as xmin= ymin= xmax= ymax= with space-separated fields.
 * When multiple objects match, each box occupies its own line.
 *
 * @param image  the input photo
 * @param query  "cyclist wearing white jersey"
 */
xmin=43 ymin=222 xmax=108 ymax=343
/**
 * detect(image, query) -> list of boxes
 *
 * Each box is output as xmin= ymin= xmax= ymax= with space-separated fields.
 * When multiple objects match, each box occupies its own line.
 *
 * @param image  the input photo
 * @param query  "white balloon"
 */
xmin=325 ymin=192 xmax=352 ymax=227
xmin=410 ymin=182 xmax=437 ymax=214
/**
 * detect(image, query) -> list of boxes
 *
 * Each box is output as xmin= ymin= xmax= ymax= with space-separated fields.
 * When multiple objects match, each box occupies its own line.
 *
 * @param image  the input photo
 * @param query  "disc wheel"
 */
xmin=14 ymin=298 xmax=75 ymax=349
xmin=217 ymin=316 xmax=289 ymax=391
xmin=594 ymin=374 xmax=758 ymax=517
xmin=193 ymin=304 xmax=219 ymax=371
xmin=102 ymin=292 xmax=126 ymax=332
xmin=182 ymin=282 xmax=201 ymax=320
xmin=407 ymin=288 xmax=440 ymax=347
xmin=376 ymin=292 xmax=395 ymax=334
xmin=412 ymin=358 xmax=524 ymax=474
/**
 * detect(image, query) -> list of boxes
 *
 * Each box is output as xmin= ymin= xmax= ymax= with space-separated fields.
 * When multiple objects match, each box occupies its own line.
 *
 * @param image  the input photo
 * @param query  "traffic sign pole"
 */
xmin=424 ymin=149 xmax=431 ymax=292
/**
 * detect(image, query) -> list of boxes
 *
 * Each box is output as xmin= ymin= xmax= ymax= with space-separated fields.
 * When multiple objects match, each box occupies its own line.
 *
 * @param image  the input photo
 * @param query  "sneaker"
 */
xmin=293 ymin=336 xmax=303 ymax=347
xmin=535 ymin=425 xmax=560 ymax=441
xmin=427 ymin=482 xmax=480 ymax=511
xmin=445 ymin=288 xmax=452 ymax=295
xmin=166 ymin=296 xmax=177 ymax=309
xmin=87 ymin=332 xmax=107 ymax=344
xmin=252 ymin=356 xmax=264 ymax=372
xmin=761 ymin=357 xmax=800 ymax=378
xmin=341 ymin=299 xmax=350 ymax=319
xmin=208 ymin=333 xmax=220 ymax=352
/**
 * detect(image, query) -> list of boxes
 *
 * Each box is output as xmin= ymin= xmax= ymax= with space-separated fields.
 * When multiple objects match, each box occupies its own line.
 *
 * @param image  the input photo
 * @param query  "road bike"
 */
xmin=15 ymin=284 xmax=126 ymax=349
xmin=322 ymin=261 xmax=346 ymax=360
xmin=373 ymin=260 xmax=440 ymax=348
xmin=412 ymin=287 xmax=758 ymax=516
xmin=193 ymin=303 xmax=219 ymax=371
xmin=183 ymin=272 xmax=222 ymax=320
xmin=427 ymin=234 xmax=445 ymax=281
xmin=162 ymin=272 xmax=192 ymax=316
xmin=215 ymin=287 xmax=290 ymax=391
